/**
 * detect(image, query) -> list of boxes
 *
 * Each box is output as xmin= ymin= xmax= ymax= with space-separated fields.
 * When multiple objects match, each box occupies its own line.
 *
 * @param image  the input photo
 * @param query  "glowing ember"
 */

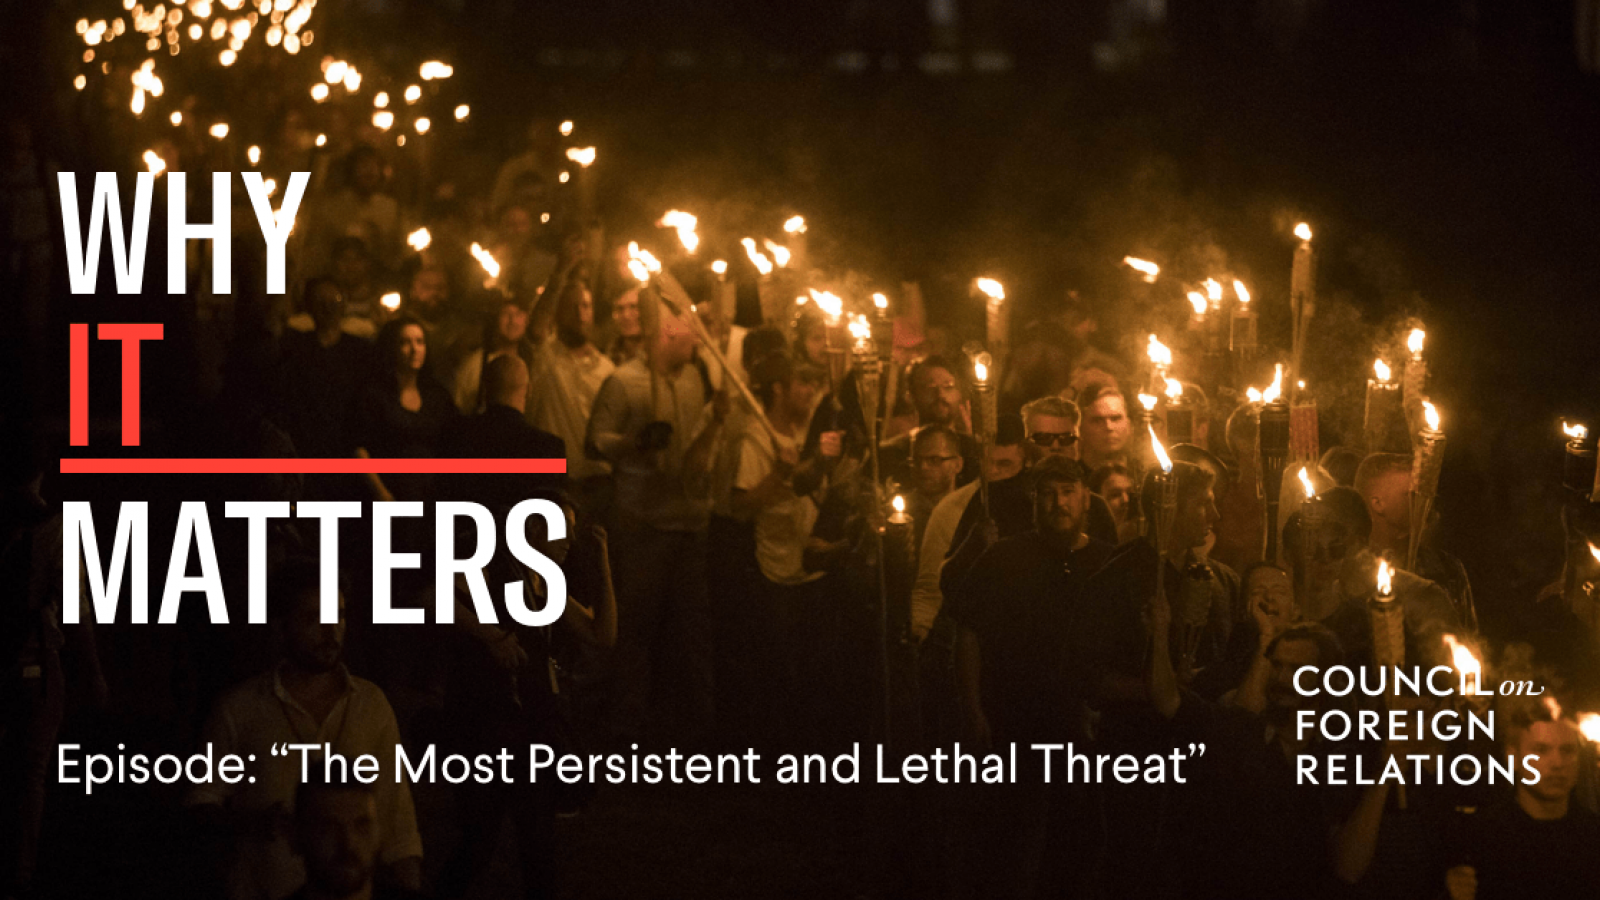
xmin=1298 ymin=467 xmax=1315 ymax=500
xmin=1422 ymin=401 xmax=1441 ymax=432
xmin=711 ymin=260 xmax=727 ymax=276
xmin=763 ymin=240 xmax=790 ymax=267
xmin=1408 ymin=328 xmax=1426 ymax=357
xmin=1123 ymin=257 xmax=1160 ymax=283
xmin=1563 ymin=420 xmax=1589 ymax=441
xmin=407 ymin=228 xmax=431 ymax=252
xmin=975 ymin=278 xmax=1005 ymax=301
xmin=1262 ymin=364 xmax=1284 ymax=404
xmin=566 ymin=146 xmax=596 ymax=168
xmin=1150 ymin=426 xmax=1172 ymax=474
xmin=1234 ymin=280 xmax=1250 ymax=304
xmin=1377 ymin=559 xmax=1393 ymax=596
xmin=1374 ymin=359 xmax=1392 ymax=383
xmin=783 ymin=215 xmax=807 ymax=234
xmin=1187 ymin=291 xmax=1207 ymax=315
xmin=380 ymin=292 xmax=401 ymax=312
xmin=1164 ymin=378 xmax=1182 ymax=400
xmin=1294 ymin=222 xmax=1312 ymax=241
xmin=741 ymin=238 xmax=773 ymax=276
xmin=1146 ymin=334 xmax=1172 ymax=370
xmin=469 ymin=242 xmax=500 ymax=281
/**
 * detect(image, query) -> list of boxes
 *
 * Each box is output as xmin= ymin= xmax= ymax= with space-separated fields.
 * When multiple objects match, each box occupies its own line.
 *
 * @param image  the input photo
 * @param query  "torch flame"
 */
xmin=379 ymin=292 xmax=401 ymax=312
xmin=1138 ymin=394 xmax=1158 ymax=412
xmin=892 ymin=494 xmax=906 ymax=514
xmin=1562 ymin=420 xmax=1587 ymax=441
xmin=1123 ymin=257 xmax=1159 ymax=283
xmin=559 ymin=120 xmax=574 ymax=136
xmin=783 ymin=215 xmax=806 ymax=234
xmin=1407 ymin=328 xmax=1425 ymax=357
xmin=1204 ymin=278 xmax=1224 ymax=302
xmin=625 ymin=242 xmax=662 ymax=284
xmin=763 ymin=240 xmax=790 ymax=268
xmin=142 ymin=149 xmax=166 ymax=176
xmin=1374 ymin=359 xmax=1392 ymax=383
xmin=418 ymin=60 xmax=453 ymax=80
xmin=657 ymin=210 xmax=699 ymax=254
xmin=1544 ymin=697 xmax=1564 ymax=721
xmin=407 ymin=228 xmax=431 ymax=252
xmin=566 ymin=147 xmax=596 ymax=168
xmin=711 ymin=260 xmax=727 ymax=276
xmin=1150 ymin=426 xmax=1172 ymax=474
xmin=741 ymin=238 xmax=773 ymax=276
xmin=1377 ymin=559 xmax=1393 ymax=597
xmin=872 ymin=292 xmax=888 ymax=311
xmin=1442 ymin=634 xmax=1481 ymax=685
xmin=1422 ymin=400 xmax=1441 ymax=432
xmin=1164 ymin=378 xmax=1183 ymax=400
xmin=1246 ymin=387 xmax=1263 ymax=404
xmin=1262 ymin=364 xmax=1284 ymax=404
xmin=1187 ymin=291 xmax=1208 ymax=315
xmin=848 ymin=314 xmax=872 ymax=344
xmin=1580 ymin=713 xmax=1600 ymax=744
xmin=1298 ymin=467 xmax=1315 ymax=500
xmin=209 ymin=123 xmax=229 ymax=139
xmin=1234 ymin=280 xmax=1251 ymax=304
xmin=1588 ymin=542 xmax=1600 ymax=565
xmin=975 ymin=278 xmax=1005 ymax=301
xmin=807 ymin=289 xmax=843 ymax=323
xmin=974 ymin=361 xmax=988 ymax=383
xmin=1294 ymin=222 xmax=1312 ymax=241
xmin=1146 ymin=334 xmax=1172 ymax=369
xmin=469 ymin=243 xmax=500 ymax=281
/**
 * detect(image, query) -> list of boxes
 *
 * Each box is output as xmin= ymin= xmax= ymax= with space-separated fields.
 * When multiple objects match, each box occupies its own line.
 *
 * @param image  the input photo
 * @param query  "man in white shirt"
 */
xmin=186 ymin=562 xmax=422 ymax=900
xmin=528 ymin=267 xmax=615 ymax=495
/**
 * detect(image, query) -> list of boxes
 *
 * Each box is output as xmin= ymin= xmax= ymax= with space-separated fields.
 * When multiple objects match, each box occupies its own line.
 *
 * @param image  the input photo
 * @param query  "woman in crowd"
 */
xmin=351 ymin=315 xmax=460 ymax=503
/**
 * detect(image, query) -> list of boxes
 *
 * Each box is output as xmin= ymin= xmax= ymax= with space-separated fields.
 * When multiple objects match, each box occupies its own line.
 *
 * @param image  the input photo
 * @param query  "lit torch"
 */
xmin=1231 ymin=279 xmax=1257 ymax=355
xmin=1442 ymin=634 xmax=1487 ymax=697
xmin=1407 ymin=400 xmax=1447 ymax=573
xmin=1364 ymin=357 xmax=1403 ymax=454
xmin=469 ymin=242 xmax=500 ymax=287
xmin=975 ymin=278 xmax=1006 ymax=358
xmin=657 ymin=210 xmax=699 ymax=254
xmin=407 ymin=227 xmax=431 ymax=253
xmin=1290 ymin=222 xmax=1316 ymax=400
xmin=783 ymin=215 xmax=808 ymax=270
xmin=1562 ymin=420 xmax=1595 ymax=498
xmin=741 ymin=238 xmax=773 ymax=277
xmin=1123 ymin=256 xmax=1160 ymax=283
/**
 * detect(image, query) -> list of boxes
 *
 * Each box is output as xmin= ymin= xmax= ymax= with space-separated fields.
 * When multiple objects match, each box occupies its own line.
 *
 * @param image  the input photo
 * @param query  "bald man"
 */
xmin=442 ymin=354 xmax=568 ymax=507
xmin=1354 ymin=452 xmax=1475 ymax=628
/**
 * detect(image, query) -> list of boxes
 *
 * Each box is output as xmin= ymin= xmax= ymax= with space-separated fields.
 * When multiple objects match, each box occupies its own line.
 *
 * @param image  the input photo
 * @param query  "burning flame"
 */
xmin=142 ymin=149 xmax=166 ymax=176
xmin=1146 ymin=334 xmax=1172 ymax=370
xmin=873 ymin=292 xmax=888 ymax=311
xmin=407 ymin=228 xmax=431 ymax=252
xmin=1262 ymin=364 xmax=1284 ymax=404
xmin=783 ymin=215 xmax=806 ymax=234
xmin=404 ymin=85 xmax=421 ymax=104
xmin=974 ymin=361 xmax=988 ymax=383
xmin=1563 ymin=420 xmax=1587 ymax=441
xmin=1187 ymin=291 xmax=1208 ymax=315
xmin=414 ymin=118 xmax=431 ymax=135
xmin=658 ymin=210 xmax=699 ymax=253
xmin=1294 ymin=222 xmax=1312 ymax=241
xmin=1373 ymin=359 xmax=1392 ymax=383
xmin=1234 ymin=280 xmax=1251 ymax=304
xmin=1407 ymin=328 xmax=1426 ymax=357
xmin=566 ymin=147 xmax=596 ymax=168
xmin=1588 ymin=542 xmax=1600 ymax=565
xmin=454 ymin=105 xmax=470 ymax=121
xmin=1544 ymin=697 xmax=1564 ymax=721
xmin=1164 ymin=378 xmax=1183 ymax=400
xmin=848 ymin=314 xmax=872 ymax=344
xmin=1246 ymin=387 xmax=1263 ymax=404
xmin=469 ymin=243 xmax=501 ymax=281
xmin=559 ymin=120 xmax=573 ymax=136
xmin=1422 ymin=401 xmax=1441 ymax=432
xmin=1298 ymin=467 xmax=1315 ymax=500
xmin=418 ymin=60 xmax=453 ymax=80
xmin=1204 ymin=279 xmax=1224 ymax=302
xmin=892 ymin=494 xmax=906 ymax=514
xmin=1580 ymin=713 xmax=1600 ymax=744
xmin=740 ymin=238 xmax=773 ymax=276
xmin=763 ymin=240 xmax=790 ymax=267
xmin=808 ymin=289 xmax=843 ymax=322
xmin=1138 ymin=393 xmax=1158 ymax=412
xmin=626 ymin=242 xmax=662 ymax=283
xmin=1442 ymin=634 xmax=1482 ymax=687
xmin=711 ymin=260 xmax=727 ymax=276
xmin=209 ymin=123 xmax=229 ymax=139
xmin=372 ymin=111 xmax=394 ymax=131
xmin=1150 ymin=426 xmax=1172 ymax=474
xmin=975 ymin=278 xmax=1005 ymax=301
xmin=380 ymin=292 xmax=401 ymax=312
xmin=1377 ymin=559 xmax=1393 ymax=597
xmin=1123 ymin=257 xmax=1160 ymax=283
xmin=246 ymin=145 xmax=260 ymax=165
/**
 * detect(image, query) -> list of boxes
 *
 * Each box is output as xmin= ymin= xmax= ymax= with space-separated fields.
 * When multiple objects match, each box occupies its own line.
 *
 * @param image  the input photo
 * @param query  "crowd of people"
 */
xmin=4 ymin=108 xmax=1600 ymax=900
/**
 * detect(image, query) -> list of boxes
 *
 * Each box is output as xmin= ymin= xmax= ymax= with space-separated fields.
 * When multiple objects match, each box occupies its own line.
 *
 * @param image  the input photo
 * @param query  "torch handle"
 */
xmin=649 ymin=269 xmax=782 ymax=446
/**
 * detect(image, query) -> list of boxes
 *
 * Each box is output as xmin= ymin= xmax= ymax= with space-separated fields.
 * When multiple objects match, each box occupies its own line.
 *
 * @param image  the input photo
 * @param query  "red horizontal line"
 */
xmin=60 ymin=459 xmax=568 ymax=475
